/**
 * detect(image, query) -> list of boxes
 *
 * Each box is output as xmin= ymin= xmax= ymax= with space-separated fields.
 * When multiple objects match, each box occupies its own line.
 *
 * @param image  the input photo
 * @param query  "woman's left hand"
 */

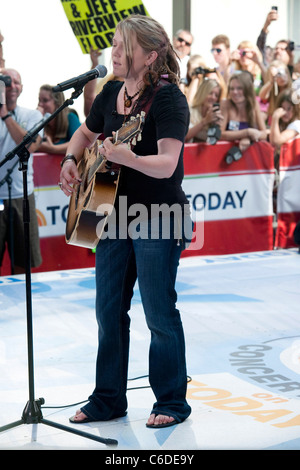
xmin=272 ymin=107 xmax=287 ymax=120
xmin=41 ymin=135 xmax=56 ymax=152
xmin=101 ymin=135 xmax=132 ymax=165
xmin=239 ymin=137 xmax=252 ymax=152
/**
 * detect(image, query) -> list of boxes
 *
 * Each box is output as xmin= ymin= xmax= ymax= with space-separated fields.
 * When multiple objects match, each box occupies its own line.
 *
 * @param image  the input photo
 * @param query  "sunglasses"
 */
xmin=211 ymin=48 xmax=223 ymax=54
xmin=177 ymin=37 xmax=192 ymax=47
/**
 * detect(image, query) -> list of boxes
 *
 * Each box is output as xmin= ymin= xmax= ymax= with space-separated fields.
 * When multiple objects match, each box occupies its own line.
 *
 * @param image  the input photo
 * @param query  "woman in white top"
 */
xmin=270 ymin=88 xmax=300 ymax=146
xmin=270 ymin=88 xmax=300 ymax=169
xmin=259 ymin=60 xmax=292 ymax=122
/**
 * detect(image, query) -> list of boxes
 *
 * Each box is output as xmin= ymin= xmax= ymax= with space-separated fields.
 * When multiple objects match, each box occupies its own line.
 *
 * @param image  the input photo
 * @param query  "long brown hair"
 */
xmin=276 ymin=88 xmax=300 ymax=130
xmin=264 ymin=60 xmax=292 ymax=117
xmin=39 ymin=84 xmax=69 ymax=141
xmin=115 ymin=14 xmax=180 ymax=87
xmin=228 ymin=72 xmax=257 ymax=127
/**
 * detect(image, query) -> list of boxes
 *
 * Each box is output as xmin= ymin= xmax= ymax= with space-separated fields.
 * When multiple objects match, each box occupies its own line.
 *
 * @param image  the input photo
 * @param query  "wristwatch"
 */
xmin=60 ymin=154 xmax=77 ymax=167
xmin=1 ymin=112 xmax=12 ymax=121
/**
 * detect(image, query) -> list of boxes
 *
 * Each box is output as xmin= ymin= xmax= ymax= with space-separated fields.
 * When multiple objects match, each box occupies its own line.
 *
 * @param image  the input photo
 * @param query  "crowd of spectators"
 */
xmin=176 ymin=8 xmax=300 ymax=168
xmin=1 ymin=7 xmax=300 ymax=275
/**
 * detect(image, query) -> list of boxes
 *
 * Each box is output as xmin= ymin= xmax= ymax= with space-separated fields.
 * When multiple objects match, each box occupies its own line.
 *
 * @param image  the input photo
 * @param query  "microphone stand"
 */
xmin=0 ymin=160 xmax=18 ymax=274
xmin=0 ymin=86 xmax=118 ymax=447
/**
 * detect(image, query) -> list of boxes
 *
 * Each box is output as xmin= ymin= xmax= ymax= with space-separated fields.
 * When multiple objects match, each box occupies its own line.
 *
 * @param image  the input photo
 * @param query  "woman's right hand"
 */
xmin=272 ymin=107 xmax=287 ymax=121
xmin=239 ymin=137 xmax=251 ymax=152
xmin=59 ymin=160 xmax=81 ymax=196
xmin=205 ymin=106 xmax=223 ymax=126
xmin=247 ymin=128 xmax=263 ymax=141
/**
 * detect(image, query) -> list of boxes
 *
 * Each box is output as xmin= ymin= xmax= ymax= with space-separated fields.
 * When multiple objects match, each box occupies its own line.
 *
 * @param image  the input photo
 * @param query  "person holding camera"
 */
xmin=179 ymin=54 xmax=208 ymax=104
xmin=256 ymin=7 xmax=279 ymax=66
xmin=256 ymin=7 xmax=295 ymax=78
xmin=0 ymin=68 xmax=43 ymax=274
xmin=273 ymin=40 xmax=295 ymax=78
xmin=220 ymin=71 xmax=268 ymax=156
xmin=259 ymin=60 xmax=292 ymax=123
xmin=185 ymin=78 xmax=223 ymax=143
xmin=232 ymin=40 xmax=267 ymax=94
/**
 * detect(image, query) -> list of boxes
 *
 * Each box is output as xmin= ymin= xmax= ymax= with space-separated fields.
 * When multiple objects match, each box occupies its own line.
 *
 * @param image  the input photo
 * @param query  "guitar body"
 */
xmin=66 ymin=143 xmax=120 ymax=248
xmin=65 ymin=113 xmax=144 ymax=249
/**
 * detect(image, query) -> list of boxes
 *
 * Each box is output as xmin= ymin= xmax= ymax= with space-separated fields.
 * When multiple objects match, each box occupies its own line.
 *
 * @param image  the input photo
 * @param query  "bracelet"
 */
xmin=60 ymin=154 xmax=77 ymax=168
xmin=1 ymin=112 xmax=12 ymax=121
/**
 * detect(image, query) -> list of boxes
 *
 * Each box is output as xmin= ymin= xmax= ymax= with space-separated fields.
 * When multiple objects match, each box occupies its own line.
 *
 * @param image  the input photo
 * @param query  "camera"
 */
xmin=271 ymin=6 xmax=278 ymax=11
xmin=0 ymin=74 xmax=12 ymax=87
xmin=275 ymin=66 xmax=287 ymax=78
xmin=225 ymin=146 xmax=243 ymax=165
xmin=206 ymin=103 xmax=221 ymax=145
xmin=287 ymin=41 xmax=300 ymax=52
xmin=206 ymin=125 xmax=221 ymax=145
xmin=192 ymin=66 xmax=216 ymax=76
xmin=288 ymin=41 xmax=295 ymax=51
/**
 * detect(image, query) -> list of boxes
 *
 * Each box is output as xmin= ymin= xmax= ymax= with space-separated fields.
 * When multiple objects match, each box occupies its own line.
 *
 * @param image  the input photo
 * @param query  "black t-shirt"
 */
xmin=86 ymin=80 xmax=189 ymax=210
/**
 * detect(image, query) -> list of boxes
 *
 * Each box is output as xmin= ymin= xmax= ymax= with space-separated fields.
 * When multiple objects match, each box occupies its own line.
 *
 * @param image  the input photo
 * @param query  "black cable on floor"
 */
xmin=41 ymin=375 xmax=192 ymax=410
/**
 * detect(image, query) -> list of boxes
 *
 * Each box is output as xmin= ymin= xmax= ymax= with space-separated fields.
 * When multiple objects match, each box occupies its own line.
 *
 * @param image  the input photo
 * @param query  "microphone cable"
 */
xmin=40 ymin=374 xmax=192 ymax=411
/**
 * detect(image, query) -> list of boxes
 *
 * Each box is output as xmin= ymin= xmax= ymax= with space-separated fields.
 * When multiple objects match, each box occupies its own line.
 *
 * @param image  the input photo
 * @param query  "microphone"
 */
xmin=52 ymin=65 xmax=107 ymax=92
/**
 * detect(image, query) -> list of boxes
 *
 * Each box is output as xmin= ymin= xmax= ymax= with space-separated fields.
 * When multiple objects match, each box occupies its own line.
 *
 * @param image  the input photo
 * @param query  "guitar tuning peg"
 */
xmin=130 ymin=116 xmax=135 ymax=121
xmin=137 ymin=133 xmax=142 ymax=141
xmin=132 ymin=137 xmax=137 ymax=146
xmin=127 ymin=142 xmax=131 ymax=149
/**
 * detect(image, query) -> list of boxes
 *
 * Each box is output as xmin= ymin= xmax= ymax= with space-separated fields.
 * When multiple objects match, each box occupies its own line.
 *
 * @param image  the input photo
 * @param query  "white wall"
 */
xmin=0 ymin=0 xmax=292 ymax=123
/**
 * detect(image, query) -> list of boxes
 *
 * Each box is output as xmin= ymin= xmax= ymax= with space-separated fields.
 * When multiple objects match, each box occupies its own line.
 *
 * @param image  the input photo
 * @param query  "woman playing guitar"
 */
xmin=59 ymin=14 xmax=192 ymax=429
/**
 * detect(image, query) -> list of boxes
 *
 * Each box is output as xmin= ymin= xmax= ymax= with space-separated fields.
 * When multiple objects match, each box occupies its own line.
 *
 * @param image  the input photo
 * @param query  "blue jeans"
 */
xmin=81 ymin=215 xmax=191 ymax=423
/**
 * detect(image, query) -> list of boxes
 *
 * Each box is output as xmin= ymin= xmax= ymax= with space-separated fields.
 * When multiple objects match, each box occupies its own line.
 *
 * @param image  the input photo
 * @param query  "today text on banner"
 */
xmin=60 ymin=0 xmax=149 ymax=53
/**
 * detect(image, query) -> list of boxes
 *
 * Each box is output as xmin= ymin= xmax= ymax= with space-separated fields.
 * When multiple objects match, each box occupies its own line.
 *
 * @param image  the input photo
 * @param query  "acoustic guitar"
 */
xmin=65 ymin=112 xmax=145 ymax=249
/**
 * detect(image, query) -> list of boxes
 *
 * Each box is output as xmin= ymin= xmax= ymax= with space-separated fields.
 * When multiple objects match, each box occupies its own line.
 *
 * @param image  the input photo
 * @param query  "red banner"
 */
xmin=182 ymin=141 xmax=275 ymax=257
xmin=1 ymin=153 xmax=95 ymax=276
xmin=275 ymin=137 xmax=300 ymax=249
xmin=1 ymin=142 xmax=276 ymax=275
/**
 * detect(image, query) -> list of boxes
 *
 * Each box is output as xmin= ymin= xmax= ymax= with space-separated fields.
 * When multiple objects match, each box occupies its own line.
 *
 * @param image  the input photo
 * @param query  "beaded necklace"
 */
xmin=124 ymin=87 xmax=140 ymax=108
xmin=123 ymin=86 xmax=145 ymax=123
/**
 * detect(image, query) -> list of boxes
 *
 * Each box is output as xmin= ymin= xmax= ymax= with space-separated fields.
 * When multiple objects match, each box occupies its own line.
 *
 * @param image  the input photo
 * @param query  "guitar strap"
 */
xmin=106 ymin=79 xmax=170 ymax=171
xmin=137 ymin=78 xmax=170 ymax=118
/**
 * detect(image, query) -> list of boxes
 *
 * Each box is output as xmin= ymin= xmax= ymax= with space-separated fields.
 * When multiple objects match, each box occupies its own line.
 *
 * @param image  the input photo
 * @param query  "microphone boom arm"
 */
xmin=52 ymin=65 xmax=107 ymax=92
xmin=0 ymin=87 xmax=83 ymax=168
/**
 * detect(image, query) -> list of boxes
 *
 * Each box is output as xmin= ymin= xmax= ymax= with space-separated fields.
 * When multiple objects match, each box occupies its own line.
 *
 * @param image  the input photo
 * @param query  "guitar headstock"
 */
xmin=114 ymin=112 xmax=145 ymax=147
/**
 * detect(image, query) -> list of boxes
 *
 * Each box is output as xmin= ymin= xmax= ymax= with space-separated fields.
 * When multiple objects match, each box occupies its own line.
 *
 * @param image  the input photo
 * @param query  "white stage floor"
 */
xmin=0 ymin=249 xmax=300 ymax=452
